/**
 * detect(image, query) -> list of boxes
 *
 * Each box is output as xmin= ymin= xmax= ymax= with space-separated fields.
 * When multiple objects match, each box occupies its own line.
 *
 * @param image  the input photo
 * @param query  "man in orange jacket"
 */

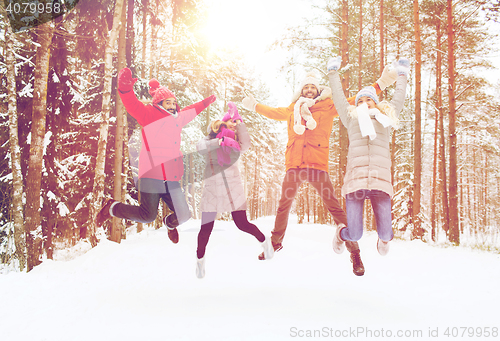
xmin=242 ymin=68 xmax=396 ymax=276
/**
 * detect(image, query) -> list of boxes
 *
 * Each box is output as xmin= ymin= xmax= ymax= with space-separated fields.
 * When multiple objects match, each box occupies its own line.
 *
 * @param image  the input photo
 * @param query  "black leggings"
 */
xmin=197 ymin=210 xmax=265 ymax=259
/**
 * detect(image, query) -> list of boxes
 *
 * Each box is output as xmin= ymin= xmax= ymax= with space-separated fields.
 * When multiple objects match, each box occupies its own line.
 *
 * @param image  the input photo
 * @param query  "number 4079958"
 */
xmin=444 ymin=327 xmax=498 ymax=338
xmin=5 ymin=2 xmax=62 ymax=15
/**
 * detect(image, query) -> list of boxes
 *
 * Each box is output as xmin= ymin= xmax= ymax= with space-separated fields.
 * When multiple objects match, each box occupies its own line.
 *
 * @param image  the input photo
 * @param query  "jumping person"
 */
xmin=195 ymin=102 xmax=273 ymax=278
xmin=241 ymin=67 xmax=397 ymax=276
xmin=328 ymin=57 xmax=409 ymax=256
xmin=96 ymin=68 xmax=216 ymax=244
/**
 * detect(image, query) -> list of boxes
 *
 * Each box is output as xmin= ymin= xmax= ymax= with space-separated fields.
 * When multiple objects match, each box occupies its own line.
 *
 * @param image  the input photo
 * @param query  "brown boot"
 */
xmin=163 ymin=214 xmax=179 ymax=244
xmin=350 ymin=249 xmax=365 ymax=276
xmin=96 ymin=198 xmax=116 ymax=227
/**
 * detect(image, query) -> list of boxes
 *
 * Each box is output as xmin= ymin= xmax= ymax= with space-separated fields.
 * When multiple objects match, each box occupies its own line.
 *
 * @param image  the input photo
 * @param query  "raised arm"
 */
xmin=329 ymin=57 xmax=395 ymax=106
xmin=118 ymin=68 xmax=151 ymax=126
xmin=179 ymin=95 xmax=217 ymax=126
xmin=390 ymin=58 xmax=410 ymax=116
xmin=242 ymin=92 xmax=292 ymax=121
xmin=196 ymin=136 xmax=220 ymax=156
xmin=328 ymin=70 xmax=351 ymax=127
xmin=326 ymin=57 xmax=352 ymax=127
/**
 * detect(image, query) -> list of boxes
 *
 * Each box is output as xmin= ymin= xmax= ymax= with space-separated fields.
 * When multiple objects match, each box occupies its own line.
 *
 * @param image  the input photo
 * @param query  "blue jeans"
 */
xmin=340 ymin=189 xmax=393 ymax=242
xmin=112 ymin=178 xmax=191 ymax=224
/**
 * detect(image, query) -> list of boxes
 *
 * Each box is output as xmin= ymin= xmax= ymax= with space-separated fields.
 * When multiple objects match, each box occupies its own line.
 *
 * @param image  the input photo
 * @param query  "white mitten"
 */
xmin=327 ymin=56 xmax=342 ymax=72
xmin=242 ymin=93 xmax=258 ymax=111
xmin=396 ymin=58 xmax=410 ymax=77
xmin=376 ymin=64 xmax=398 ymax=91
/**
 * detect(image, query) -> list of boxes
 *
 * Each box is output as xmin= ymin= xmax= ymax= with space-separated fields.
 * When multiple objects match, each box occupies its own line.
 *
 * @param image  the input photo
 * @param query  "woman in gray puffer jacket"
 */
xmin=328 ymin=57 xmax=409 ymax=256
xmin=195 ymin=103 xmax=273 ymax=278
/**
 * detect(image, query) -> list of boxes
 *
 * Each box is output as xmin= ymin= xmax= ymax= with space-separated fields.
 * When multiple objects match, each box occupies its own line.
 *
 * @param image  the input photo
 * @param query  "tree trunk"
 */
xmin=252 ymin=153 xmax=259 ymax=220
xmin=436 ymin=16 xmax=450 ymax=235
xmin=25 ymin=22 xmax=54 ymax=271
xmin=483 ymin=154 xmax=488 ymax=232
xmin=447 ymin=0 xmax=460 ymax=245
xmin=436 ymin=17 xmax=449 ymax=238
xmin=339 ymin=0 xmax=349 ymax=189
xmin=379 ymin=0 xmax=384 ymax=100
xmin=126 ymin=0 xmax=135 ymax=67
xmin=358 ymin=0 xmax=363 ymax=90
xmin=111 ymin=0 xmax=128 ymax=243
xmin=88 ymin=0 xmax=126 ymax=247
xmin=149 ymin=0 xmax=158 ymax=79
xmin=431 ymin=101 xmax=439 ymax=242
xmin=141 ymin=0 xmax=148 ymax=78
xmin=412 ymin=0 xmax=423 ymax=239
xmin=121 ymin=111 xmax=129 ymax=239
xmin=189 ymin=153 xmax=196 ymax=219
xmin=5 ymin=19 xmax=26 ymax=271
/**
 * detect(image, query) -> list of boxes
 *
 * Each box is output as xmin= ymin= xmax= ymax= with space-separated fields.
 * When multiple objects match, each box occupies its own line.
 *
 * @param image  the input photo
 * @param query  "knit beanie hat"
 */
xmin=299 ymin=71 xmax=321 ymax=93
xmin=149 ymin=79 xmax=176 ymax=105
xmin=221 ymin=102 xmax=243 ymax=122
xmin=355 ymin=86 xmax=380 ymax=106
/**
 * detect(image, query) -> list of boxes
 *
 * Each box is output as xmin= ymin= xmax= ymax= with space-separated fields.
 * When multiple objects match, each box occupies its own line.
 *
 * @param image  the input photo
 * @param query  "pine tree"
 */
xmin=25 ymin=21 xmax=54 ymax=271
xmin=3 ymin=9 xmax=26 ymax=270
xmin=88 ymin=0 xmax=126 ymax=246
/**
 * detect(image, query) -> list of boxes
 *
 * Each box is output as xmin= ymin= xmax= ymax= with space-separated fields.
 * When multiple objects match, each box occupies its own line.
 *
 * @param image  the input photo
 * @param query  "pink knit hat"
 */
xmin=221 ymin=102 xmax=242 ymax=122
xmin=149 ymin=79 xmax=180 ymax=110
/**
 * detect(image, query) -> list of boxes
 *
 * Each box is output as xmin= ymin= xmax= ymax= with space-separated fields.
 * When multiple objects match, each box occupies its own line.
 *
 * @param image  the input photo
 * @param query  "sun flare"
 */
xmin=202 ymin=2 xmax=248 ymax=51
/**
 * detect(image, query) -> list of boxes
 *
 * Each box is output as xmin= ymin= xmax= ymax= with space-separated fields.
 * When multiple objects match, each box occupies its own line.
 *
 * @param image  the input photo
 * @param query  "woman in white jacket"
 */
xmin=195 ymin=103 xmax=273 ymax=278
xmin=327 ymin=57 xmax=409 ymax=256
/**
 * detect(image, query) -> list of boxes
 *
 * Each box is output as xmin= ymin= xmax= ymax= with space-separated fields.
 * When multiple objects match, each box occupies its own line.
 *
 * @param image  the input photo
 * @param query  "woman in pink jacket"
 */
xmin=96 ymin=68 xmax=216 ymax=243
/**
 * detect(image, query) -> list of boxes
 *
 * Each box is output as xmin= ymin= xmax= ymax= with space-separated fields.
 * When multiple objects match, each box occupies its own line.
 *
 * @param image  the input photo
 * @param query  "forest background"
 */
xmin=1 ymin=0 xmax=500 ymax=272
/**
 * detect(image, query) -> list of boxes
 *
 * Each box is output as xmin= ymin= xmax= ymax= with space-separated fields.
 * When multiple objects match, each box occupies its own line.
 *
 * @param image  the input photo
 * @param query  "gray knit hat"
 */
xmin=355 ymin=86 xmax=379 ymax=106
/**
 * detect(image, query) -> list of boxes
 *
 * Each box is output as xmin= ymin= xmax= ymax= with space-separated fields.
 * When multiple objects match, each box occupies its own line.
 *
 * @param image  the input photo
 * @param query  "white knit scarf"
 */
xmin=356 ymin=103 xmax=397 ymax=140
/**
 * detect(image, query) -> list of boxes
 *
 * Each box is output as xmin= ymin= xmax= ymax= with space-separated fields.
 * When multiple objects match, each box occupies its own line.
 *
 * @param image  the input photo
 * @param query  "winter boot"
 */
xmin=260 ymin=237 xmax=275 ymax=260
xmin=332 ymin=224 xmax=346 ymax=254
xmin=377 ymin=238 xmax=390 ymax=256
xmin=96 ymin=198 xmax=116 ymax=227
xmin=196 ymin=257 xmax=205 ymax=279
xmin=163 ymin=214 xmax=179 ymax=244
xmin=258 ymin=242 xmax=282 ymax=260
xmin=350 ymin=249 xmax=365 ymax=276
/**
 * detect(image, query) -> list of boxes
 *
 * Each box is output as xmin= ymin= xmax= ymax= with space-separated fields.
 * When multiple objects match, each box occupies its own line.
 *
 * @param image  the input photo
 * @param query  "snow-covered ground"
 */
xmin=1 ymin=215 xmax=499 ymax=341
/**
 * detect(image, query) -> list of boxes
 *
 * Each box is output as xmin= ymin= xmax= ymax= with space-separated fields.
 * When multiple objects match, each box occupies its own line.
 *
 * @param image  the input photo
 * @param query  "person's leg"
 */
xmin=308 ymin=169 xmax=348 ymax=227
xmin=197 ymin=212 xmax=217 ymax=259
xmin=271 ymin=169 xmax=304 ymax=246
xmin=308 ymin=170 xmax=364 ymax=275
xmin=308 ymin=170 xmax=359 ymax=251
xmin=341 ymin=190 xmax=367 ymax=241
xmin=162 ymin=181 xmax=191 ymax=227
xmin=369 ymin=190 xmax=393 ymax=241
xmin=231 ymin=210 xmax=265 ymax=242
xmin=112 ymin=191 xmax=161 ymax=223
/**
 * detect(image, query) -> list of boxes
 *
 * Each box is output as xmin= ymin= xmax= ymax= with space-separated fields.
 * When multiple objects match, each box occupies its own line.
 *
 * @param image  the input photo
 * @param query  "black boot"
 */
xmin=96 ymin=198 xmax=116 ymax=227
xmin=163 ymin=214 xmax=179 ymax=244
xmin=350 ymin=249 xmax=365 ymax=276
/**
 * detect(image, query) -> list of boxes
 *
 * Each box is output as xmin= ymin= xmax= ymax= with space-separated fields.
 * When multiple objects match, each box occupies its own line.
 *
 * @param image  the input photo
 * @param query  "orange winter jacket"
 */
xmin=256 ymin=83 xmax=381 ymax=172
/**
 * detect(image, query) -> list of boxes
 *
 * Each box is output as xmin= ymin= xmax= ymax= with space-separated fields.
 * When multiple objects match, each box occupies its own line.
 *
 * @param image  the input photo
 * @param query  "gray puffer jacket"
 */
xmin=196 ymin=123 xmax=251 ymax=213
xmin=328 ymin=71 xmax=407 ymax=198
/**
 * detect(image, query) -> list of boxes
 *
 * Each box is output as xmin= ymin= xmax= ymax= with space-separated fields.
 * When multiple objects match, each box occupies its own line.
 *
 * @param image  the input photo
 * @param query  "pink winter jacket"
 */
xmin=119 ymin=90 xmax=214 ymax=181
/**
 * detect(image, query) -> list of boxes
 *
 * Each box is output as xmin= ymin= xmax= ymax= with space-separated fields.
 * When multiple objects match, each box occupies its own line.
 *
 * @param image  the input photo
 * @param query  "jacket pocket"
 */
xmin=305 ymin=137 xmax=329 ymax=166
